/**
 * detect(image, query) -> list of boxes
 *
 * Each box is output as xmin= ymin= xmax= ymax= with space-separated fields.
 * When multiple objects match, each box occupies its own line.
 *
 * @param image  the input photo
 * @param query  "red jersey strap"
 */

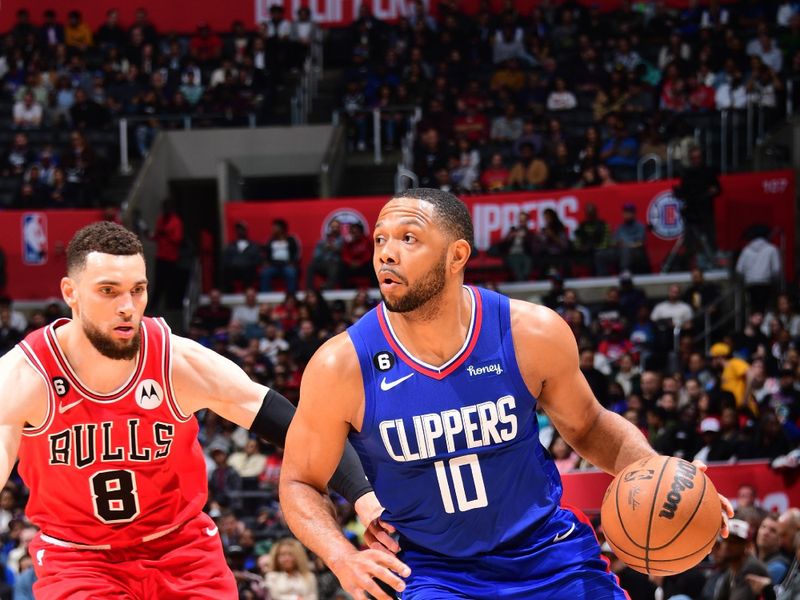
xmin=17 ymin=339 xmax=55 ymax=437
xmin=152 ymin=318 xmax=192 ymax=423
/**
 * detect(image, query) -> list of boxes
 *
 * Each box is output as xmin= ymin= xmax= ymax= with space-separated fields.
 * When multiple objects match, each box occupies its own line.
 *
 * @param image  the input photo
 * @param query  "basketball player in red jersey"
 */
xmin=0 ymin=222 xmax=380 ymax=599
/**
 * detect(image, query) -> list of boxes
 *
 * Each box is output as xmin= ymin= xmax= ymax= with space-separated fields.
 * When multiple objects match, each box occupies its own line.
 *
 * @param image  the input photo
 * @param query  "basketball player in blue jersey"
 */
xmin=280 ymin=189 xmax=733 ymax=600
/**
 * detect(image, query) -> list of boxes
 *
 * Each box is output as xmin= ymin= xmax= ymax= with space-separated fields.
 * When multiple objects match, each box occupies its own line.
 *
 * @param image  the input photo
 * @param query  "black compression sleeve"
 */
xmin=249 ymin=389 xmax=373 ymax=505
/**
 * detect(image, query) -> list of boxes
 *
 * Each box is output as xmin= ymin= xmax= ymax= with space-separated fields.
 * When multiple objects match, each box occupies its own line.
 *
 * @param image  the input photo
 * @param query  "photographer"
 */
xmin=673 ymin=146 xmax=721 ymax=270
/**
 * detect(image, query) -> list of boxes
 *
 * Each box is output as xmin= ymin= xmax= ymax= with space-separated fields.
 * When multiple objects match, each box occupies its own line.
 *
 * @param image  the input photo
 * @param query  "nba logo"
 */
xmin=22 ymin=213 xmax=48 ymax=265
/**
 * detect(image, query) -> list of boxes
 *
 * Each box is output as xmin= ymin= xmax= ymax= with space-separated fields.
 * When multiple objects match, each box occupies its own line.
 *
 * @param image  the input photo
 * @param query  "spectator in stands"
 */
xmin=710 ymin=342 xmax=751 ymax=410
xmin=70 ymin=88 xmax=108 ymax=130
xmin=64 ymin=10 xmax=93 ymax=51
xmin=499 ymin=211 xmax=538 ymax=282
xmin=40 ymin=9 xmax=64 ymax=50
xmin=580 ymin=348 xmax=609 ymax=406
xmin=453 ymin=101 xmax=489 ymax=145
xmin=549 ymin=142 xmax=578 ymax=189
xmin=490 ymin=103 xmax=523 ymax=143
xmin=694 ymin=416 xmax=735 ymax=462
xmin=750 ymin=31 xmax=784 ymax=74
xmin=684 ymin=267 xmax=720 ymax=319
xmin=306 ymin=219 xmax=343 ymax=290
xmin=190 ymin=23 xmax=223 ymax=65
xmin=193 ymin=289 xmax=232 ymax=335
xmin=265 ymin=538 xmax=318 ymax=600
xmin=508 ymin=143 xmax=549 ymax=190
xmin=180 ymin=70 xmax=204 ymax=106
xmin=716 ymin=66 xmax=748 ymax=110
xmin=658 ymin=32 xmax=692 ymax=71
xmin=12 ymin=91 xmax=42 ymax=129
xmin=260 ymin=219 xmax=300 ymax=294
xmin=540 ymin=208 xmax=571 ymax=275
xmin=651 ymin=284 xmax=694 ymax=329
xmin=573 ymin=203 xmax=613 ymax=275
xmin=228 ymin=439 xmax=267 ymax=481
xmin=0 ymin=301 xmax=24 ymax=355
xmin=492 ymin=23 xmax=532 ymax=65
xmin=737 ymin=226 xmax=782 ymax=314
xmin=756 ymin=514 xmax=792 ymax=584
xmin=480 ymin=152 xmax=511 ymax=192
xmin=548 ymin=433 xmax=579 ymax=475
xmin=208 ymin=443 xmax=242 ymax=509
xmin=231 ymin=288 xmax=260 ymax=328
xmin=292 ymin=6 xmax=319 ymax=49
xmin=343 ymin=80 xmax=368 ymax=152
xmin=223 ymin=221 xmax=262 ymax=292
xmin=341 ymin=222 xmax=374 ymax=288
xmin=600 ymin=121 xmax=639 ymax=179
xmin=546 ymin=77 xmax=577 ymax=111
xmin=762 ymin=294 xmax=800 ymax=338
xmin=613 ymin=204 xmax=649 ymax=274
xmin=95 ymin=8 xmax=127 ymax=51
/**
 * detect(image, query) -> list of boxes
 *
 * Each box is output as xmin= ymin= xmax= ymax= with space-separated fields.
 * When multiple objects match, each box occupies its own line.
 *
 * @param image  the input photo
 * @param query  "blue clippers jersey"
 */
xmin=348 ymin=286 xmax=564 ymax=557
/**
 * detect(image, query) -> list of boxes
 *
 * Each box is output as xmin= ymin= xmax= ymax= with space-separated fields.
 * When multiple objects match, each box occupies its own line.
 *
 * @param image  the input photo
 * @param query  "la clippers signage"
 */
xmin=0 ymin=0 xmax=727 ymax=33
xmin=226 ymin=170 xmax=796 ymax=282
xmin=561 ymin=461 xmax=800 ymax=515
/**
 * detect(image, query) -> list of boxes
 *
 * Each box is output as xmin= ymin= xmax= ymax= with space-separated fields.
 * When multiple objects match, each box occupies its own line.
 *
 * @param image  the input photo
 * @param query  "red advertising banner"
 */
xmin=226 ymin=169 xmax=796 ymax=282
xmin=561 ymin=461 xmax=800 ymax=515
xmin=0 ymin=0 xmax=730 ymax=33
xmin=0 ymin=210 xmax=104 ymax=299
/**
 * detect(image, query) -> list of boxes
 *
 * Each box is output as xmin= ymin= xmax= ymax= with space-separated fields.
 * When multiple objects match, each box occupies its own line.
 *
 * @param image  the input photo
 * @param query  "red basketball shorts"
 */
xmin=28 ymin=512 xmax=237 ymax=599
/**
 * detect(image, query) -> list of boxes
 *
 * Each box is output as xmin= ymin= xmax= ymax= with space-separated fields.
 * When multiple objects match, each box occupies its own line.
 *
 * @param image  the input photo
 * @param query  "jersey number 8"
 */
xmin=90 ymin=469 xmax=141 ymax=524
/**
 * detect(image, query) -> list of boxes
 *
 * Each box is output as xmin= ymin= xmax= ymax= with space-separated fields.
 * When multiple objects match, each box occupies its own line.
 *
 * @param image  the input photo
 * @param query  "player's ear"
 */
xmin=449 ymin=239 xmax=471 ymax=273
xmin=61 ymin=276 xmax=78 ymax=309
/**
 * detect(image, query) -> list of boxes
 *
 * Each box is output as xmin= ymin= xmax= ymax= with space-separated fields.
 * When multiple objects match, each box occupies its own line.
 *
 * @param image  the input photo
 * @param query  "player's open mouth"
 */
xmin=379 ymin=273 xmax=403 ymax=289
xmin=114 ymin=325 xmax=135 ymax=338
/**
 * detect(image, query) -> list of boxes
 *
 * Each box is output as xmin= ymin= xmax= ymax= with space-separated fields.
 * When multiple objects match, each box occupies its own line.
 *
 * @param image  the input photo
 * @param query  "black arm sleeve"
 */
xmin=249 ymin=388 xmax=373 ymax=505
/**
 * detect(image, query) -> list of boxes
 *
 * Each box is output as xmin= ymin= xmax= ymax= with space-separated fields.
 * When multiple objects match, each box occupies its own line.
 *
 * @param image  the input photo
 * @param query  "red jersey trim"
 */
xmin=43 ymin=318 xmax=148 ymax=403
xmin=153 ymin=318 xmax=192 ymax=423
xmin=376 ymin=285 xmax=483 ymax=381
xmin=18 ymin=342 xmax=55 ymax=437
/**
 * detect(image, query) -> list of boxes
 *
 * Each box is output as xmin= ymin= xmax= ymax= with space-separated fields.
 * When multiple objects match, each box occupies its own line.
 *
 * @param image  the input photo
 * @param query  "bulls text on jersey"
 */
xmin=48 ymin=419 xmax=175 ymax=468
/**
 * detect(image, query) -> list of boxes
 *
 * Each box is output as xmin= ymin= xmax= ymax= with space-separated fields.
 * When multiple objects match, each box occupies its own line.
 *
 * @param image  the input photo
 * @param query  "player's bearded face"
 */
xmin=382 ymin=252 xmax=447 ymax=313
xmin=82 ymin=316 xmax=141 ymax=360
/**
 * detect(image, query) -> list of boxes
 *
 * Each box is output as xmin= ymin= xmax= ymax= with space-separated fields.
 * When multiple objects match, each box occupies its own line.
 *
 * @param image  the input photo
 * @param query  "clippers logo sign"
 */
xmin=22 ymin=213 xmax=48 ymax=265
xmin=647 ymin=191 xmax=684 ymax=240
xmin=135 ymin=380 xmax=164 ymax=410
xmin=321 ymin=208 xmax=369 ymax=238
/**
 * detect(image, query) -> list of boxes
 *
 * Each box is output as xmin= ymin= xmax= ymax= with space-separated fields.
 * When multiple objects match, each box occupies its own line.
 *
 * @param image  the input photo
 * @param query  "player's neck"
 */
xmin=56 ymin=320 xmax=139 ymax=394
xmin=386 ymin=284 xmax=472 ymax=367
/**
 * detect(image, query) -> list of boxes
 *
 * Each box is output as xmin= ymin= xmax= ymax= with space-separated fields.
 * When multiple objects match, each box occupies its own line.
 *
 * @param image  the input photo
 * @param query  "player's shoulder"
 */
xmin=307 ymin=331 xmax=359 ymax=375
xmin=508 ymin=299 xmax=579 ymax=366
xmin=0 ymin=347 xmax=48 ymax=408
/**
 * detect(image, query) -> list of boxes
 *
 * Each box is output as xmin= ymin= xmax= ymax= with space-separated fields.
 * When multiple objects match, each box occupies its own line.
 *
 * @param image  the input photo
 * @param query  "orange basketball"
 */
xmin=600 ymin=455 xmax=721 ymax=575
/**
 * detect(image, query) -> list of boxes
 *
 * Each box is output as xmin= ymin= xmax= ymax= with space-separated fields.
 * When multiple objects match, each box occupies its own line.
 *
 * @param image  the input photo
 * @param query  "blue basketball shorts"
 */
xmin=397 ymin=506 xmax=630 ymax=600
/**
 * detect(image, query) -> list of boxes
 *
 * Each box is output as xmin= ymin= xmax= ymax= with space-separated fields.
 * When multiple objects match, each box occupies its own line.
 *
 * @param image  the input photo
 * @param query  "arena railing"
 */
xmin=290 ymin=31 xmax=323 ymax=126
xmin=117 ymin=112 xmax=258 ymax=174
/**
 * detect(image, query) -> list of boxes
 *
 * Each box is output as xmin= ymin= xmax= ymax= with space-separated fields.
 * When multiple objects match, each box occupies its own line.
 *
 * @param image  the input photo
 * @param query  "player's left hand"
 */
xmin=692 ymin=460 xmax=734 ymax=538
xmin=355 ymin=491 xmax=400 ymax=555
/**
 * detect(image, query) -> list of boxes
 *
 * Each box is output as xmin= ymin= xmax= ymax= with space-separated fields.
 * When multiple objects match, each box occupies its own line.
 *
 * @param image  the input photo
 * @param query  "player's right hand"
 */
xmin=329 ymin=549 xmax=410 ymax=600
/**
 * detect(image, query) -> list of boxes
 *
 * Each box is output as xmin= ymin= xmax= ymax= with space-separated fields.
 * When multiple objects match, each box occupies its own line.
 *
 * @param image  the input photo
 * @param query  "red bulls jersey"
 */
xmin=16 ymin=317 xmax=207 ymax=548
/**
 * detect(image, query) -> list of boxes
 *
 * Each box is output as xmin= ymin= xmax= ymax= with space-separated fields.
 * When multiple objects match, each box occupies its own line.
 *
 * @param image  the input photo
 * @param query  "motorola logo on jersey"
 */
xmin=135 ymin=379 xmax=163 ymax=410
xmin=378 ymin=395 xmax=518 ymax=463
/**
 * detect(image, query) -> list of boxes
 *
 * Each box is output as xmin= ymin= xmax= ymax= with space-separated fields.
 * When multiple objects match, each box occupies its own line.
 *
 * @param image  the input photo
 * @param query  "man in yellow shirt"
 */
xmin=65 ymin=10 xmax=93 ymax=51
xmin=710 ymin=342 xmax=750 ymax=409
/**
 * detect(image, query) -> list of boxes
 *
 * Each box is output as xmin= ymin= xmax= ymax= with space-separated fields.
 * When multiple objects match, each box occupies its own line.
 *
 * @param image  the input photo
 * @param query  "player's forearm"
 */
xmin=571 ymin=409 xmax=657 ymax=475
xmin=280 ymin=479 xmax=359 ymax=567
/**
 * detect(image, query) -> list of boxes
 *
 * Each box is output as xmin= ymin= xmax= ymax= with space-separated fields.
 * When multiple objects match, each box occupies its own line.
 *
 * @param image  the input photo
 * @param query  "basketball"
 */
xmin=600 ymin=455 xmax=721 ymax=576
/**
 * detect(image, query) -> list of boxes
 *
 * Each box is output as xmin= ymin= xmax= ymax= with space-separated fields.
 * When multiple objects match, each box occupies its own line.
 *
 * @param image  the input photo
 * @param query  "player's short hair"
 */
xmin=397 ymin=188 xmax=474 ymax=252
xmin=66 ymin=221 xmax=144 ymax=274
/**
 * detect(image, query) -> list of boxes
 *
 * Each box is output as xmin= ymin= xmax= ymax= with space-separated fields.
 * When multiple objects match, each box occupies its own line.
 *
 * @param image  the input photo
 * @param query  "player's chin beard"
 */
xmin=83 ymin=319 xmax=141 ymax=361
xmin=382 ymin=255 xmax=447 ymax=316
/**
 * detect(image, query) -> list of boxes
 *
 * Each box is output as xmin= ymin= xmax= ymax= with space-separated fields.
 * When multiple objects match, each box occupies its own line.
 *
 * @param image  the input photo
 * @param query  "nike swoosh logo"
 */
xmin=204 ymin=526 xmax=218 ymax=537
xmin=58 ymin=398 xmax=83 ymax=414
xmin=553 ymin=522 xmax=576 ymax=543
xmin=380 ymin=373 xmax=414 ymax=391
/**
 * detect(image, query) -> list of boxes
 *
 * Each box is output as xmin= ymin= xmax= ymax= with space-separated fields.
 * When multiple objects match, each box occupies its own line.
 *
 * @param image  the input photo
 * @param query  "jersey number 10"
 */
xmin=434 ymin=454 xmax=488 ymax=514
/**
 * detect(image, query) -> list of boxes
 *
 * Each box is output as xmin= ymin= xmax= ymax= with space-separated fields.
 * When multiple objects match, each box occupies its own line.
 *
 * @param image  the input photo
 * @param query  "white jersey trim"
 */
xmin=19 ymin=342 xmax=55 ymax=437
xmin=153 ymin=318 xmax=192 ymax=423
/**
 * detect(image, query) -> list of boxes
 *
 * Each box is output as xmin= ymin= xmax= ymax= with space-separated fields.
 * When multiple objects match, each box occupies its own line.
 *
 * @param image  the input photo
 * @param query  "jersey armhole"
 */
xmin=345 ymin=327 xmax=376 ymax=439
xmin=18 ymin=342 xmax=56 ymax=437
xmin=497 ymin=296 xmax=541 ymax=407
xmin=155 ymin=318 xmax=193 ymax=423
